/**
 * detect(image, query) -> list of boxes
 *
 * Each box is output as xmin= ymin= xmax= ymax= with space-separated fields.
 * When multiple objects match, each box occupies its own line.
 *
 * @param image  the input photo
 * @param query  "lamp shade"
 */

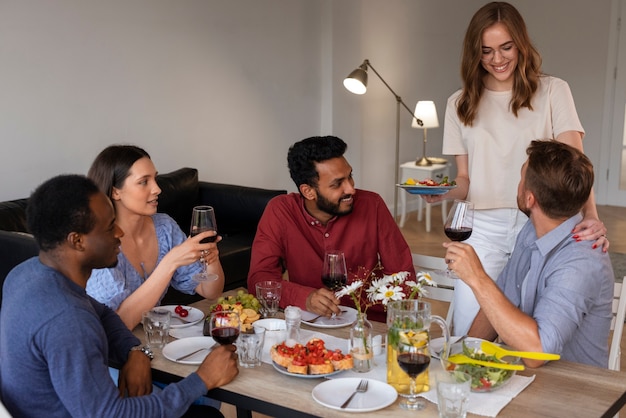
xmin=411 ymin=101 xmax=439 ymax=129
xmin=343 ymin=67 xmax=368 ymax=95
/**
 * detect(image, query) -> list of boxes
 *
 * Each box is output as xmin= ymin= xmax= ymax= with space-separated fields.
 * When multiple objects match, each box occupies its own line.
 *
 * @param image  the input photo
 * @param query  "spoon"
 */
xmin=447 ymin=354 xmax=525 ymax=371
xmin=480 ymin=341 xmax=560 ymax=361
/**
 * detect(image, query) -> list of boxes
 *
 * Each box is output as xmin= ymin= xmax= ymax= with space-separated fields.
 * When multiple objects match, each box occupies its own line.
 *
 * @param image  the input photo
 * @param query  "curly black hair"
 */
xmin=287 ymin=136 xmax=347 ymax=189
xmin=26 ymin=175 xmax=100 ymax=251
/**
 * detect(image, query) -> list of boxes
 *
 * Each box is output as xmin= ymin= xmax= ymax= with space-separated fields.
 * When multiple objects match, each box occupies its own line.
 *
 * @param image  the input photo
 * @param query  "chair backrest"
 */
xmin=412 ymin=254 xmax=455 ymax=328
xmin=609 ymin=279 xmax=626 ymax=371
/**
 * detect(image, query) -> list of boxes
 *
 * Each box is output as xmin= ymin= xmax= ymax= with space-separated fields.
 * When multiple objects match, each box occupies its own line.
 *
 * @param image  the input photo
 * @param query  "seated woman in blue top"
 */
xmin=86 ymin=144 xmax=225 ymax=329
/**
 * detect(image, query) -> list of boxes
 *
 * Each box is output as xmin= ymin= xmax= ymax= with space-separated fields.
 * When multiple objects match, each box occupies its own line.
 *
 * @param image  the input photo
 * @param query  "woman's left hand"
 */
xmin=571 ymin=217 xmax=609 ymax=252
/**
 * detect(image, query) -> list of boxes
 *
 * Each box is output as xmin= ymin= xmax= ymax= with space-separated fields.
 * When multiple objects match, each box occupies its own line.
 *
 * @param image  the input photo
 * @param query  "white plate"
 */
xmin=159 ymin=305 xmax=205 ymax=328
xmin=272 ymin=361 xmax=344 ymax=379
xmin=162 ymin=336 xmax=216 ymax=364
xmin=312 ymin=378 xmax=397 ymax=412
xmin=301 ymin=306 xmax=357 ymax=329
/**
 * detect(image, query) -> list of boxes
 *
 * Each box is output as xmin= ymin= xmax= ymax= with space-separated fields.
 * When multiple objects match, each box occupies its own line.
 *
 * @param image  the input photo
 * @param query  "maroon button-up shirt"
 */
xmin=248 ymin=190 xmax=415 ymax=322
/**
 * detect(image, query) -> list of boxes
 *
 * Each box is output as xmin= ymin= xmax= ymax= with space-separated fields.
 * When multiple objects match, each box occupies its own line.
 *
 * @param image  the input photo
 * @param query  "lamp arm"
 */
xmin=364 ymin=60 xmax=423 ymax=127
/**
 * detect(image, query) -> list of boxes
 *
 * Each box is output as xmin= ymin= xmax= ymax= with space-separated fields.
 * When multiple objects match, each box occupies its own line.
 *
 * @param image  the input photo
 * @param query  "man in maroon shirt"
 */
xmin=247 ymin=136 xmax=415 ymax=322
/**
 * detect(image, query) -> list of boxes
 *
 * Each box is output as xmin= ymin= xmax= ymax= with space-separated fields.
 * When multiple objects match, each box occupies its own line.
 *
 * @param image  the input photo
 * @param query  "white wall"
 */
xmin=0 ymin=0 xmax=617 ymax=210
xmin=0 ymin=0 xmax=322 ymax=199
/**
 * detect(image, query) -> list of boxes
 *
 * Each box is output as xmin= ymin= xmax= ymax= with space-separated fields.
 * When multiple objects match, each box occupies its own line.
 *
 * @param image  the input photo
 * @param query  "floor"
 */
xmin=220 ymin=204 xmax=626 ymax=418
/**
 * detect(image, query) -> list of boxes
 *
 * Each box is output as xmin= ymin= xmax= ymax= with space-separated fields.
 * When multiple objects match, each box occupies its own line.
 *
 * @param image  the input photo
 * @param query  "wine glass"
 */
xmin=208 ymin=311 xmax=241 ymax=345
xmin=321 ymin=250 xmax=347 ymax=321
xmin=190 ymin=205 xmax=219 ymax=282
xmin=443 ymin=200 xmax=474 ymax=276
xmin=397 ymin=340 xmax=431 ymax=410
xmin=321 ymin=250 xmax=347 ymax=291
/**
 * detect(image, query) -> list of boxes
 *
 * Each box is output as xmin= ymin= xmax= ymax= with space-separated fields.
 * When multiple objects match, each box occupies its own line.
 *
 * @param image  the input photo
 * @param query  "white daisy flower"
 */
xmin=374 ymin=285 xmax=406 ymax=306
xmin=335 ymin=281 xmax=363 ymax=299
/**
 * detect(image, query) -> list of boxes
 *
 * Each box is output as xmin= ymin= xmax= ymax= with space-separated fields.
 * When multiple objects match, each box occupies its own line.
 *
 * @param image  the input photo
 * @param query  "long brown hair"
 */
xmin=88 ymin=145 xmax=151 ymax=200
xmin=457 ymin=2 xmax=542 ymax=126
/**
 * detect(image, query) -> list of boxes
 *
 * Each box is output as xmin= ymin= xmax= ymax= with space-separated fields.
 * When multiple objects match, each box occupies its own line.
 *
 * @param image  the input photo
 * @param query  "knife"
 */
xmin=175 ymin=347 xmax=210 ymax=362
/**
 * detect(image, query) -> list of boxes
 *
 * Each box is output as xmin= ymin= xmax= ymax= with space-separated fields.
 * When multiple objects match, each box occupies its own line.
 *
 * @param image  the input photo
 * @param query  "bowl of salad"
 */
xmin=445 ymin=339 xmax=521 ymax=392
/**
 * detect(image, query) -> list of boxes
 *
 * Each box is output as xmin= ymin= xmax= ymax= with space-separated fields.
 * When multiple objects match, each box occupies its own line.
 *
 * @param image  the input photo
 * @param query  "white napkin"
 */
xmin=418 ymin=373 xmax=536 ymax=417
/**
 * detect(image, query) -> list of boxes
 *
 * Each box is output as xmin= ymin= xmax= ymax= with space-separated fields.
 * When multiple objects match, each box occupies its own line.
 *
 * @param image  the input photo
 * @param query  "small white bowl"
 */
xmin=254 ymin=318 xmax=286 ymax=331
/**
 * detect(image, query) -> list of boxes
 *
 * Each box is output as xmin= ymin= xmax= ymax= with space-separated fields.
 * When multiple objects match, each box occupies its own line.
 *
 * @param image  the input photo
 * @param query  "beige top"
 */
xmin=442 ymin=76 xmax=584 ymax=210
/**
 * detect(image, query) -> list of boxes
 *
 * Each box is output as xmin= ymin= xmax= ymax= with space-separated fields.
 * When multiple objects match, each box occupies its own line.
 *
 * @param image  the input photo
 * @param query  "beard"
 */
xmin=517 ymin=193 xmax=530 ymax=217
xmin=315 ymin=190 xmax=354 ymax=217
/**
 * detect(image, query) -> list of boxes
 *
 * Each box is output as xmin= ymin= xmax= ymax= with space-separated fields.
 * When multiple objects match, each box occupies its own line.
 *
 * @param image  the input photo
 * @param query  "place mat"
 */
xmin=417 ymin=373 xmax=536 ymax=417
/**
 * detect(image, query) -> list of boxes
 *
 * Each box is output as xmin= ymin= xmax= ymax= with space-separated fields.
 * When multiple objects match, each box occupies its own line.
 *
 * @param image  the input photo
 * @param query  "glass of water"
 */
xmin=435 ymin=370 xmax=471 ymax=418
xmin=255 ymin=280 xmax=282 ymax=318
xmin=142 ymin=308 xmax=171 ymax=350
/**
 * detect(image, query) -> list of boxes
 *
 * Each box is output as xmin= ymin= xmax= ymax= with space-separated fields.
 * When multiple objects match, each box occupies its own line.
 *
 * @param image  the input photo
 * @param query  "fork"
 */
xmin=340 ymin=379 xmax=368 ymax=409
xmin=307 ymin=309 xmax=348 ymax=323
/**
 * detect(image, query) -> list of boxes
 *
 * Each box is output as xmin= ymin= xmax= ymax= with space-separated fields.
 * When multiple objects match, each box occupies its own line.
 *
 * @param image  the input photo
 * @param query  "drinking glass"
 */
xmin=190 ymin=205 xmax=219 ymax=282
xmin=237 ymin=325 xmax=266 ymax=368
xmin=208 ymin=311 xmax=241 ymax=345
xmin=321 ymin=250 xmax=347 ymax=291
xmin=142 ymin=308 xmax=171 ymax=350
xmin=443 ymin=200 xmax=474 ymax=276
xmin=435 ymin=370 xmax=471 ymax=418
xmin=397 ymin=339 xmax=430 ymax=410
xmin=255 ymin=281 xmax=282 ymax=318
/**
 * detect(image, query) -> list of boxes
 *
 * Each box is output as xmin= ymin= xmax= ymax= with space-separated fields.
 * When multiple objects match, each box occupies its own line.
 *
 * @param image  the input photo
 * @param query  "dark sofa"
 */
xmin=0 ymin=168 xmax=285 ymax=306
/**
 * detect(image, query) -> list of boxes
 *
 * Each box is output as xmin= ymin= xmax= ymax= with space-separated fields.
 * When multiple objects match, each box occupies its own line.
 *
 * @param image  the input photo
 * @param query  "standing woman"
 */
xmin=87 ymin=145 xmax=225 ymax=330
xmin=425 ymin=2 xmax=609 ymax=335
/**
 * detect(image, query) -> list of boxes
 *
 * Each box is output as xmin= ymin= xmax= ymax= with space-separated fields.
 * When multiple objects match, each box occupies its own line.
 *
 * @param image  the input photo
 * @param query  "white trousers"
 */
xmin=451 ymin=208 xmax=528 ymax=336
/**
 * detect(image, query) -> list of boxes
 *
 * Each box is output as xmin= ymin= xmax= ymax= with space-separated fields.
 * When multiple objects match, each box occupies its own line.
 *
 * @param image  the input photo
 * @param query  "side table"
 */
xmin=398 ymin=161 xmax=451 ymax=231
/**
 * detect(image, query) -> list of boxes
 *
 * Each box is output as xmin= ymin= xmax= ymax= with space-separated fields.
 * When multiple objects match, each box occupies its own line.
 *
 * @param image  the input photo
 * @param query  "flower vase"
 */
xmin=349 ymin=313 xmax=374 ymax=373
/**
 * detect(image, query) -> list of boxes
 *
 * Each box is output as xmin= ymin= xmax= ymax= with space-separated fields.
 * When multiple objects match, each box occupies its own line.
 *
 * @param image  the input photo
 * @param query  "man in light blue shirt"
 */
xmin=444 ymin=140 xmax=614 ymax=368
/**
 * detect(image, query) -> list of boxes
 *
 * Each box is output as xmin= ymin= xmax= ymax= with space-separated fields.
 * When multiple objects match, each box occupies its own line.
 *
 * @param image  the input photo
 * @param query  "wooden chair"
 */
xmin=609 ymin=279 xmax=626 ymax=371
xmin=412 ymin=253 xmax=455 ymax=329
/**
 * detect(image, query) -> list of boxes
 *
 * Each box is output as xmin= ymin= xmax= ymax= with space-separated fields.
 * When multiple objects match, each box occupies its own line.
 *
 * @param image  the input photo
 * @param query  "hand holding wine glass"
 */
xmin=190 ymin=205 xmax=219 ymax=282
xmin=444 ymin=200 xmax=474 ymax=277
xmin=397 ymin=340 xmax=430 ymax=410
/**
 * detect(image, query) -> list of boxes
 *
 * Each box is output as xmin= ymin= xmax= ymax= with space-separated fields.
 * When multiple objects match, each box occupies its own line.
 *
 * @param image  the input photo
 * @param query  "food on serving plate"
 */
xmin=207 ymin=291 xmax=261 ymax=332
xmin=270 ymin=338 xmax=353 ymax=375
xmin=174 ymin=305 xmax=189 ymax=318
xmin=402 ymin=176 xmax=456 ymax=187
xmin=446 ymin=340 xmax=518 ymax=392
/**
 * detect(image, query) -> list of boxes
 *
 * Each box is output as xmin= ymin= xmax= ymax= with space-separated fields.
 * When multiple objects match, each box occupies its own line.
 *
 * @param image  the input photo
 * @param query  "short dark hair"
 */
xmin=287 ymin=136 xmax=347 ymax=189
xmin=525 ymin=140 xmax=594 ymax=219
xmin=26 ymin=175 xmax=101 ymax=251
xmin=88 ymin=145 xmax=150 ymax=199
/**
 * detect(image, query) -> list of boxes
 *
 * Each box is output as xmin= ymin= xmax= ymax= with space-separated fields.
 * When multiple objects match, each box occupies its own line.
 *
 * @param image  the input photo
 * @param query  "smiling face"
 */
xmin=480 ymin=22 xmax=518 ymax=91
xmin=301 ymin=156 xmax=356 ymax=224
xmin=111 ymin=157 xmax=161 ymax=216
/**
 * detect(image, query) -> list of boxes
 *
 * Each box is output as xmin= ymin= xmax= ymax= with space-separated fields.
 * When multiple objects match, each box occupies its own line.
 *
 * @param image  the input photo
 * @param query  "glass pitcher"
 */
xmin=386 ymin=300 xmax=450 ymax=395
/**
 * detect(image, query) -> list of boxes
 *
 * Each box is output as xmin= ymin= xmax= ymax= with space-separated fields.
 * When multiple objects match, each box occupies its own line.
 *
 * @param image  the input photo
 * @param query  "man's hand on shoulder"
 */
xmin=306 ymin=288 xmax=341 ymax=316
xmin=119 ymin=349 xmax=153 ymax=397
xmin=196 ymin=344 xmax=239 ymax=390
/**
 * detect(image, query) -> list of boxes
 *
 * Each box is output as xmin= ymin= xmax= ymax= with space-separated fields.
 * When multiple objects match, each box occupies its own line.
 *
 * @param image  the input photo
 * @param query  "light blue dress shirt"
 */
xmin=497 ymin=213 xmax=614 ymax=367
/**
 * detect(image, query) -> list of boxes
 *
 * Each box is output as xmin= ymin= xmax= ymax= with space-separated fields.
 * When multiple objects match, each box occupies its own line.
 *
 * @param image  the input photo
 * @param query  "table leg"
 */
xmin=425 ymin=202 xmax=432 ymax=232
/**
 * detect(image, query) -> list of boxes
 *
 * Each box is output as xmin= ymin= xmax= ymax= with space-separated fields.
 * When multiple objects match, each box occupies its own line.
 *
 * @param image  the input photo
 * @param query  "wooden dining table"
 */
xmin=136 ymin=294 xmax=626 ymax=418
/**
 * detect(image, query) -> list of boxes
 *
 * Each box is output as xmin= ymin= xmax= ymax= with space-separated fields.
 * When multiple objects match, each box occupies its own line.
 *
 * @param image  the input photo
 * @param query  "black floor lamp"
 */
xmin=343 ymin=59 xmax=423 ymax=221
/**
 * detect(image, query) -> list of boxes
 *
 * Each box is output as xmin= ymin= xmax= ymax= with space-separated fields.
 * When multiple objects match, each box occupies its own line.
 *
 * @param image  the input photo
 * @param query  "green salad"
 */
xmin=449 ymin=341 xmax=516 ymax=392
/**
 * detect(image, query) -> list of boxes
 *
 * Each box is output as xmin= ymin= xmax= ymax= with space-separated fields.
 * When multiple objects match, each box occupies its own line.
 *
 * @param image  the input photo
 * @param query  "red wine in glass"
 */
xmin=190 ymin=228 xmax=218 ymax=243
xmin=444 ymin=227 xmax=473 ymax=242
xmin=207 ymin=312 xmax=241 ymax=345
xmin=321 ymin=274 xmax=347 ymax=291
xmin=211 ymin=326 xmax=240 ymax=345
xmin=397 ymin=352 xmax=431 ymax=376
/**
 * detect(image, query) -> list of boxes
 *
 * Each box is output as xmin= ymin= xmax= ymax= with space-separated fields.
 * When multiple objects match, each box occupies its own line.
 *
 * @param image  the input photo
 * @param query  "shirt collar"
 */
xmin=534 ymin=213 xmax=583 ymax=256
